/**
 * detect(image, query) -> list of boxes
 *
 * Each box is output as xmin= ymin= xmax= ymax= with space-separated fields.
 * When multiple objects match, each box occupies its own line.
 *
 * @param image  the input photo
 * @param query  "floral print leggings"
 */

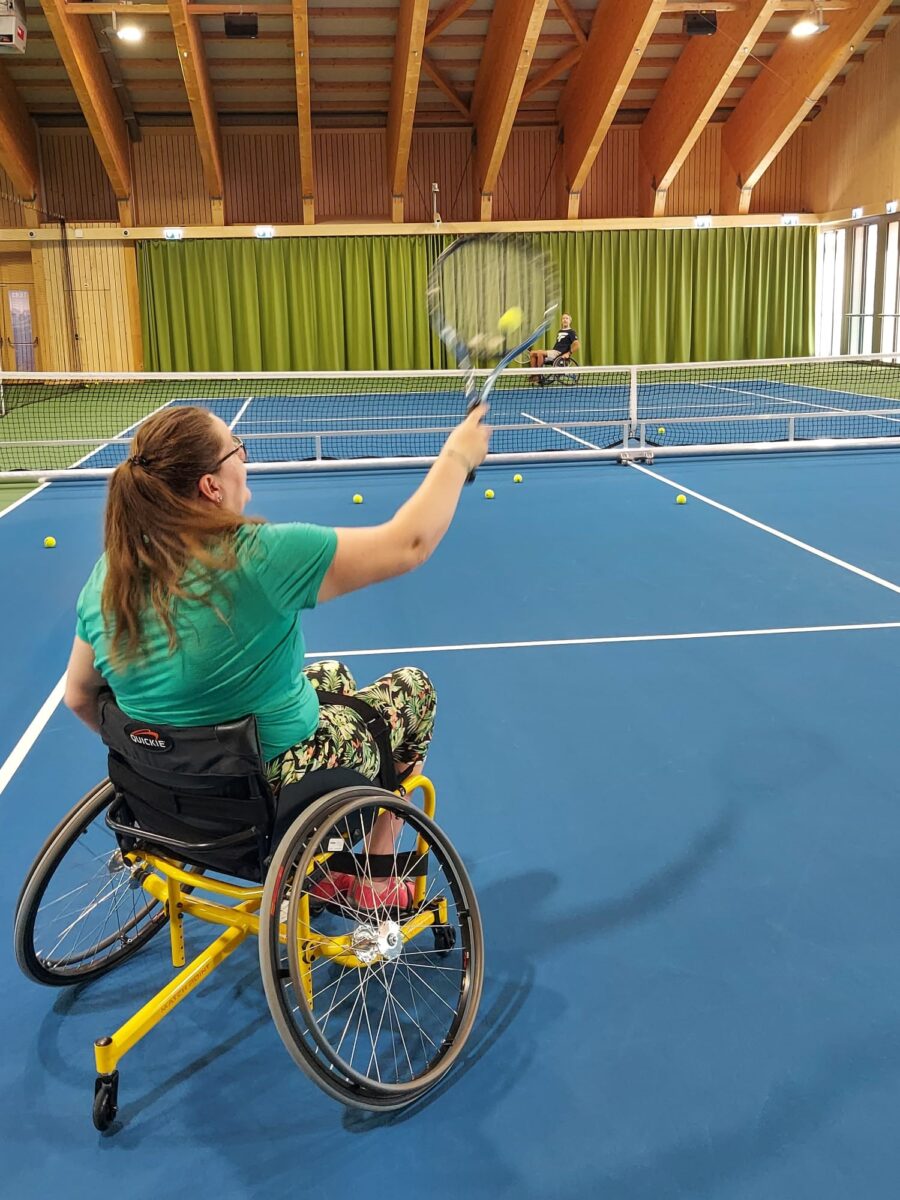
xmin=266 ymin=659 xmax=437 ymax=791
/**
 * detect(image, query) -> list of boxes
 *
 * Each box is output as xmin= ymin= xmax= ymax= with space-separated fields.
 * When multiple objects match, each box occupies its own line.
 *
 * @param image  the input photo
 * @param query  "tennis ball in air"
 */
xmin=484 ymin=489 xmax=495 ymax=500
xmin=43 ymin=536 xmax=56 ymax=549
xmin=498 ymin=307 xmax=524 ymax=336
xmin=676 ymin=494 xmax=687 ymax=505
xmin=513 ymin=473 xmax=523 ymax=483
xmin=352 ymin=494 xmax=363 ymax=504
xmin=657 ymin=426 xmax=666 ymax=436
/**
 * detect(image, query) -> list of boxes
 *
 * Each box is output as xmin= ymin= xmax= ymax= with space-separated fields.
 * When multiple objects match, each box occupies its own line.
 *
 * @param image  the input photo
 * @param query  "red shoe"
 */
xmin=308 ymin=871 xmax=354 ymax=903
xmin=348 ymin=877 xmax=416 ymax=910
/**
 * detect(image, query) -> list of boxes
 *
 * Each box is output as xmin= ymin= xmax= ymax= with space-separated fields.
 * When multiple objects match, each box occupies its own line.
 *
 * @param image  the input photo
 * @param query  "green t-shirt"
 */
xmin=76 ymin=522 xmax=337 ymax=762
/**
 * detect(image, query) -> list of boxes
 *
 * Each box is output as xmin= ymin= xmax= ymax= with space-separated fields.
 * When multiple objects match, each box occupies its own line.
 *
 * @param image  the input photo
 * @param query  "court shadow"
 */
xmin=480 ymin=803 xmax=737 ymax=960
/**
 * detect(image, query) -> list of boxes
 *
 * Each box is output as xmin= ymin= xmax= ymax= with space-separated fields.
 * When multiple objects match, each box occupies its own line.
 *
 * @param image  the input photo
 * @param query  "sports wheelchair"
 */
xmin=14 ymin=693 xmax=483 ymax=1131
xmin=528 ymin=355 xmax=579 ymax=385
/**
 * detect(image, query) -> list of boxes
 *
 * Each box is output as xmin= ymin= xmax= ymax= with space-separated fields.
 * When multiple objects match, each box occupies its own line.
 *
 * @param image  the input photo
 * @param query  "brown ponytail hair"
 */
xmin=102 ymin=406 xmax=261 ymax=666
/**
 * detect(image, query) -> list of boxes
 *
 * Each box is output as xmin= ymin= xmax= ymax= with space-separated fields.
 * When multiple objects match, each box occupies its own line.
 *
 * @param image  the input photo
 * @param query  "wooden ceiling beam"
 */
xmin=639 ymin=0 xmax=778 ymax=216
xmin=387 ymin=0 xmax=429 ymax=221
xmin=559 ymin=0 xmax=666 ymax=218
xmin=0 ymin=65 xmax=40 ymax=200
xmin=421 ymin=53 xmax=470 ymax=116
xmin=168 ymin=0 xmax=225 ymax=221
xmin=39 ymin=0 xmax=132 ymax=208
xmin=424 ymin=0 xmax=477 ymax=45
xmin=553 ymin=0 xmax=587 ymax=43
xmin=291 ymin=0 xmax=315 ymax=223
xmin=471 ymin=0 xmax=550 ymax=220
xmin=721 ymin=0 xmax=892 ymax=213
xmin=522 ymin=45 xmax=582 ymax=99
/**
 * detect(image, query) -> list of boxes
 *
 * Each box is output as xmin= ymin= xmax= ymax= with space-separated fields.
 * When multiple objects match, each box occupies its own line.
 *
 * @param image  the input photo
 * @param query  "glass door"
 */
xmin=0 ymin=286 xmax=38 ymax=371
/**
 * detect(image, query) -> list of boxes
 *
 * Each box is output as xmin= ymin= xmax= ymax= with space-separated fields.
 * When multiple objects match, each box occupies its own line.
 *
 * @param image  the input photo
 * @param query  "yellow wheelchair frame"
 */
xmin=17 ymin=700 xmax=484 ymax=1131
xmin=92 ymin=776 xmax=441 ymax=1087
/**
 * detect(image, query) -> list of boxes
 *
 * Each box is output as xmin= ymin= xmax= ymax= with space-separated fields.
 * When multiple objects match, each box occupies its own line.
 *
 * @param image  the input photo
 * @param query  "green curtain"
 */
xmin=138 ymin=226 xmax=816 ymax=372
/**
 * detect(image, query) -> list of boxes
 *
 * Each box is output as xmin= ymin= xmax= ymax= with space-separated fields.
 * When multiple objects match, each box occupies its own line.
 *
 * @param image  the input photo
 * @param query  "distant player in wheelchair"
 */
xmin=529 ymin=312 xmax=580 ymax=383
xmin=15 ymin=403 xmax=490 ymax=1128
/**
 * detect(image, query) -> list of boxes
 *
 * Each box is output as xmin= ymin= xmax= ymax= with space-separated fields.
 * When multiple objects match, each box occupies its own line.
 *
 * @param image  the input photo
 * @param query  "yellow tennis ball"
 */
xmin=513 ymin=473 xmax=523 ymax=483
xmin=352 ymin=494 xmax=363 ymax=504
xmin=484 ymin=488 xmax=495 ymax=500
xmin=498 ymin=306 xmax=523 ymax=335
xmin=657 ymin=426 xmax=666 ymax=436
xmin=43 ymin=536 xmax=56 ymax=548
xmin=676 ymin=494 xmax=687 ymax=505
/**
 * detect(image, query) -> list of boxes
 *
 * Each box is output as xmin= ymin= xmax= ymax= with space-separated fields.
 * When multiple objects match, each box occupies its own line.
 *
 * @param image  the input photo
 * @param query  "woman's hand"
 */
xmin=442 ymin=403 xmax=492 ymax=474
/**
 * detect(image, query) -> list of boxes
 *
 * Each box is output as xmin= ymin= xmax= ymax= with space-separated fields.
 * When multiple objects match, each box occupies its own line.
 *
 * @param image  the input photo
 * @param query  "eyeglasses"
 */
xmin=210 ymin=435 xmax=247 ymax=471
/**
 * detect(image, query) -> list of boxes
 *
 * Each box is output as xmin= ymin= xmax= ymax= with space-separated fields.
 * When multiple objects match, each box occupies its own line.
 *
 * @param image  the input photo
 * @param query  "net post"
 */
xmin=629 ymin=366 xmax=638 ymax=439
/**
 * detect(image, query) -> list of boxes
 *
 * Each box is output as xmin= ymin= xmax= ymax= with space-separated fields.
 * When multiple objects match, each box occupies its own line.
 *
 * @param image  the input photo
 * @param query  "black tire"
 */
xmin=14 ymin=781 xmax=170 ymax=986
xmin=259 ymin=786 xmax=483 ymax=1109
xmin=92 ymin=1073 xmax=119 ymax=1132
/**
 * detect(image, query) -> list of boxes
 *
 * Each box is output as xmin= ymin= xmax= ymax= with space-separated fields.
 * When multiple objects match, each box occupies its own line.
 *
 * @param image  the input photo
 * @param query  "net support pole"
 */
xmin=629 ymin=366 xmax=638 ymax=440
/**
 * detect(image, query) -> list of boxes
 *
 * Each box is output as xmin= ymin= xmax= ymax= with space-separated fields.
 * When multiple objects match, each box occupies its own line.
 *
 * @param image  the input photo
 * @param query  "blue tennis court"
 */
xmin=4 ymin=446 xmax=900 ymax=1199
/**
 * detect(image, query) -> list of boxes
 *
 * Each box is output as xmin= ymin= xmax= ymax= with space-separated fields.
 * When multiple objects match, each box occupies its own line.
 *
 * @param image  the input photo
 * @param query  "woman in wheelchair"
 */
xmin=17 ymin=402 xmax=489 ymax=1124
xmin=65 ymin=403 xmax=489 ymax=907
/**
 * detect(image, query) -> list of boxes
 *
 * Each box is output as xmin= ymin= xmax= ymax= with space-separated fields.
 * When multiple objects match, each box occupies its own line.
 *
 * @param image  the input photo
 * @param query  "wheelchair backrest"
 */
xmin=98 ymin=694 xmax=276 ymax=880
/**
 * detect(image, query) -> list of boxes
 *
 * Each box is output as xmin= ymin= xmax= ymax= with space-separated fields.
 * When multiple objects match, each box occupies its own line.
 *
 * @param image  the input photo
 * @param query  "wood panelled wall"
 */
xmin=0 ymin=165 xmax=27 ymax=228
xmin=797 ymin=16 xmax=900 ymax=213
xmin=133 ymin=130 xmax=212 ymax=227
xmin=41 ymin=130 xmax=117 ymax=223
xmin=33 ymin=225 xmax=139 ymax=371
xmin=16 ymin=121 xmax=809 ymax=229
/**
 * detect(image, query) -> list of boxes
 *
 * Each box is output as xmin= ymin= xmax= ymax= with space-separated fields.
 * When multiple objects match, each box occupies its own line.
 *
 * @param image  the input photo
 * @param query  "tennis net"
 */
xmin=1 ymin=355 xmax=898 ymax=478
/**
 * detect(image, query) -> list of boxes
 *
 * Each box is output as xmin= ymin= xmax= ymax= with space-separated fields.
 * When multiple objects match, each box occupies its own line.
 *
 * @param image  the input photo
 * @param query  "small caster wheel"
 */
xmin=92 ymin=1071 xmax=119 ymax=1132
xmin=433 ymin=924 xmax=456 ymax=956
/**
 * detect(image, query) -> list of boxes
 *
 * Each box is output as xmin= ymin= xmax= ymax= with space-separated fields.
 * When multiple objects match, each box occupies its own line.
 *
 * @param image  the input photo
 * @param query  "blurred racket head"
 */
xmin=427 ymin=234 xmax=560 ymax=367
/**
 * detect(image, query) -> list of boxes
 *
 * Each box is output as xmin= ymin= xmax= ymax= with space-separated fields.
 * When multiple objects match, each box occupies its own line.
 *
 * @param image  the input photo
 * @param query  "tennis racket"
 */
xmin=427 ymin=234 xmax=560 ymax=479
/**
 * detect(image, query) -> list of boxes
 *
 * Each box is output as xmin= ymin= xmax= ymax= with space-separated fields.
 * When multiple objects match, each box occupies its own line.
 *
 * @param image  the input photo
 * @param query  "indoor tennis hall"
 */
xmin=1 ymin=3 xmax=900 ymax=1198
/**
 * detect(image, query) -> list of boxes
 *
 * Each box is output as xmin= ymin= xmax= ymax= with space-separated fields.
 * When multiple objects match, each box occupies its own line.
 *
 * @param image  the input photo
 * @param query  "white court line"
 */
xmin=0 ymin=481 xmax=51 ymax=520
xmin=628 ymin=460 xmax=900 ymax=596
xmin=228 ymin=395 xmax=254 ymax=430
xmin=520 ymin=410 xmax=604 ymax=449
xmin=0 ymin=672 xmax=66 ymax=797
xmin=306 ymin=621 xmax=900 ymax=659
xmin=521 ymin=409 xmax=900 ymax=597
xmin=695 ymin=381 xmax=900 ymax=426
xmin=4 ymin=620 xmax=900 ymax=796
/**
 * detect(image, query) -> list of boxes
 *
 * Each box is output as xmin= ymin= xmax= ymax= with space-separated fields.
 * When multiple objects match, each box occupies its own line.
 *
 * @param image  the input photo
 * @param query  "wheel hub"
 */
xmin=351 ymin=919 xmax=403 ymax=965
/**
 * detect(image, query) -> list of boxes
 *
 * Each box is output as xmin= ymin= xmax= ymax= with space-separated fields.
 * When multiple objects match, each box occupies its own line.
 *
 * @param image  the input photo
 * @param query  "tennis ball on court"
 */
xmin=513 ymin=473 xmax=523 ymax=483
xmin=43 ymin=536 xmax=56 ymax=549
xmin=484 ymin=489 xmax=495 ymax=500
xmin=352 ymin=494 xmax=363 ymax=504
xmin=498 ymin=306 xmax=524 ymax=335
xmin=657 ymin=426 xmax=666 ymax=436
xmin=676 ymin=494 xmax=687 ymax=505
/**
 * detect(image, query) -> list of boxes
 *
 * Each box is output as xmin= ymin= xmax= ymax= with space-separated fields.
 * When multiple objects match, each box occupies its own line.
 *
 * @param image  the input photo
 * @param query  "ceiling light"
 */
xmin=694 ymin=215 xmax=713 ymax=229
xmin=887 ymin=200 xmax=899 ymax=215
xmin=254 ymin=225 xmax=276 ymax=239
xmin=163 ymin=227 xmax=184 ymax=241
xmin=781 ymin=213 xmax=800 ymax=226
xmin=791 ymin=6 xmax=827 ymax=37
xmin=116 ymin=22 xmax=143 ymax=43
xmin=851 ymin=207 xmax=864 ymax=219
